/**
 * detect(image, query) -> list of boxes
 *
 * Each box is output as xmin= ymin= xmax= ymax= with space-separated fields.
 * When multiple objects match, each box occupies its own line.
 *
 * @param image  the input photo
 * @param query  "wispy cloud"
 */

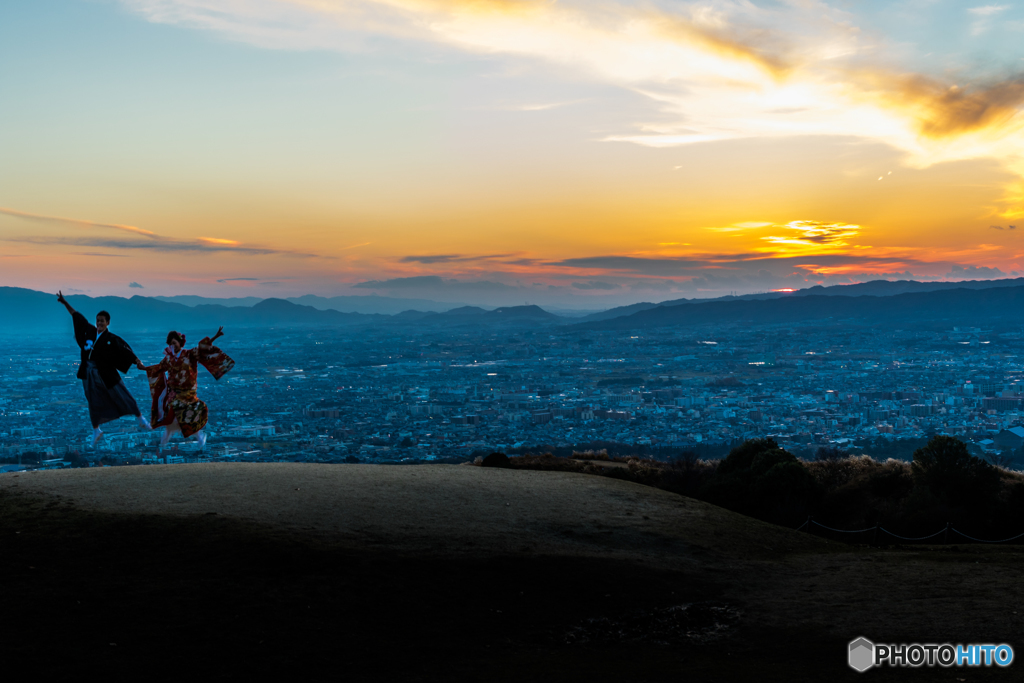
xmin=969 ymin=5 xmax=1011 ymax=36
xmin=1 ymin=205 xmax=324 ymax=258
xmin=116 ymin=0 xmax=1024 ymax=213
xmin=0 ymin=206 xmax=158 ymax=237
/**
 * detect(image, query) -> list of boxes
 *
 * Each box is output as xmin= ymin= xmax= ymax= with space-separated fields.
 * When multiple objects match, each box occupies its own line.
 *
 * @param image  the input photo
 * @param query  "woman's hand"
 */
xmin=212 ymin=325 xmax=224 ymax=341
xmin=135 ymin=359 xmax=147 ymax=371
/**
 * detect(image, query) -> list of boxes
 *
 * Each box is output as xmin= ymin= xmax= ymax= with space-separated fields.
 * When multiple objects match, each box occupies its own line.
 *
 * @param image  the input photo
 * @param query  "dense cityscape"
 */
xmin=5 ymin=320 xmax=1024 ymax=471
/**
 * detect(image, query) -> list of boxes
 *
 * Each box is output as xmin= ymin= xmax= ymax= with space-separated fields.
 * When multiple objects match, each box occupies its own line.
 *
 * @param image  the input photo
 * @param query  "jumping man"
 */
xmin=57 ymin=290 xmax=150 ymax=445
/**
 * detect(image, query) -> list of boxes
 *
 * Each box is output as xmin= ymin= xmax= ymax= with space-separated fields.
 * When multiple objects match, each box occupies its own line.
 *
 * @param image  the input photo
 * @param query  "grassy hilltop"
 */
xmin=1 ymin=463 xmax=1021 ymax=682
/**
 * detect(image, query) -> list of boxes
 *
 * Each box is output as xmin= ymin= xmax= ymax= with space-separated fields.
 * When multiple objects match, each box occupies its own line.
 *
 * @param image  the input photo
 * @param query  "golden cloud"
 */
xmin=761 ymin=221 xmax=861 ymax=250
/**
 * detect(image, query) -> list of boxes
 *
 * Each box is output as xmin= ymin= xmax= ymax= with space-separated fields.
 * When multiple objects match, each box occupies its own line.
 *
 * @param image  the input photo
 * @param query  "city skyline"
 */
xmin=3 ymin=1 xmax=1024 ymax=307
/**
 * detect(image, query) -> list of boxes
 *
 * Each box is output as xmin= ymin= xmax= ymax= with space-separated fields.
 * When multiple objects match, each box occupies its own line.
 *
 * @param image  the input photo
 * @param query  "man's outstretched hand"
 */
xmin=57 ymin=290 xmax=75 ymax=314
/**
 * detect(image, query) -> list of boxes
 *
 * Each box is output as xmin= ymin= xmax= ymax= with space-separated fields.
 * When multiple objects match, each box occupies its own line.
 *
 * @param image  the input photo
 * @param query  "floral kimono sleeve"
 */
xmin=196 ymin=337 xmax=235 ymax=380
xmin=144 ymin=358 xmax=175 ymax=428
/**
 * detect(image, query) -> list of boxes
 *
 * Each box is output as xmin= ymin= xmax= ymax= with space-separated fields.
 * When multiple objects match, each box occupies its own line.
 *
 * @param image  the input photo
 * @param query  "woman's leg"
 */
xmin=159 ymin=420 xmax=180 ymax=451
xmin=195 ymin=430 xmax=207 ymax=449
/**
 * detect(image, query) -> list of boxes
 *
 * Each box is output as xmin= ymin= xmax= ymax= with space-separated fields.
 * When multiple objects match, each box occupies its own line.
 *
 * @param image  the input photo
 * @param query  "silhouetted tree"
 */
xmin=701 ymin=438 xmax=821 ymax=526
xmin=911 ymin=435 xmax=1000 ymax=506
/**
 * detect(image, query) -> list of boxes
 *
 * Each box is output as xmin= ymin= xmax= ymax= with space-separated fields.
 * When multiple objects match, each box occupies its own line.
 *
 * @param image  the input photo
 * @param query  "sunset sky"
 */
xmin=3 ymin=0 xmax=1024 ymax=308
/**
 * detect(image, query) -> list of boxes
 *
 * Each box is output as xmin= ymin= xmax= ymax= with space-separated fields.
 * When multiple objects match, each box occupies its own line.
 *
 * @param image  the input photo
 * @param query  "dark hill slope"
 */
xmin=577 ymin=285 xmax=1024 ymax=330
xmin=581 ymin=277 xmax=1024 ymax=324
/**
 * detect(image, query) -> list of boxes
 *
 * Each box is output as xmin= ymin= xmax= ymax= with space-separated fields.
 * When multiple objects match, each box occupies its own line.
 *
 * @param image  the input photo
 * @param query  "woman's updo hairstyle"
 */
xmin=166 ymin=331 xmax=185 ymax=346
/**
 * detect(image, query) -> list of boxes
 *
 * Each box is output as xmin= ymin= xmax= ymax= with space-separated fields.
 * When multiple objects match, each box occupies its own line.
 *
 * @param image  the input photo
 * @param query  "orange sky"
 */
xmin=2 ymin=1 xmax=1024 ymax=307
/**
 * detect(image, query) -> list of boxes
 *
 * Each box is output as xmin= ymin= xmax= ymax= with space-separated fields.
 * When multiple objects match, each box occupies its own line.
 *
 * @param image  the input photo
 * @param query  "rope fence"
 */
xmin=798 ymin=517 xmax=1024 ymax=545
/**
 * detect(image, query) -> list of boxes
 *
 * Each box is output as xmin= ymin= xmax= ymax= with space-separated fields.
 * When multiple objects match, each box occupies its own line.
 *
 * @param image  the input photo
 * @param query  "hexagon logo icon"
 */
xmin=849 ymin=637 xmax=875 ymax=672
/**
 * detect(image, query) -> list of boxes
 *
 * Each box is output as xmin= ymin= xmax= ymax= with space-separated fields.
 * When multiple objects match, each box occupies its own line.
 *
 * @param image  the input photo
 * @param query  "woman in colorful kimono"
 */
xmin=135 ymin=327 xmax=234 ymax=451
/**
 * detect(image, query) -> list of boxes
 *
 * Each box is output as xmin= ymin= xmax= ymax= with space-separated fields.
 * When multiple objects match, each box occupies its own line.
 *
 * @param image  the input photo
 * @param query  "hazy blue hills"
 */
xmin=154 ymin=293 xmax=466 ymax=314
xmin=0 ymin=288 xmax=566 ymax=334
xmin=0 ymin=288 xmax=381 ymax=334
xmin=9 ymin=278 xmax=1024 ymax=335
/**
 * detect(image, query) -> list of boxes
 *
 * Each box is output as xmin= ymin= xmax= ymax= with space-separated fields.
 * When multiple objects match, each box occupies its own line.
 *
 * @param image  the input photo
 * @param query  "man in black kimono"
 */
xmin=57 ymin=291 xmax=150 ymax=445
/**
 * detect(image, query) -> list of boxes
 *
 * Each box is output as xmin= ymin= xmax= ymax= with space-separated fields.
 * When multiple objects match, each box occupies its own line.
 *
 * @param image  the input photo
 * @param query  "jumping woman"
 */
xmin=136 ymin=327 xmax=234 ymax=452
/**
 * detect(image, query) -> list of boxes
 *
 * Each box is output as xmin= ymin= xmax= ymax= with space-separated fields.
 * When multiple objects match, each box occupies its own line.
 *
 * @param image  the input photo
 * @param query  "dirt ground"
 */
xmin=1 ymin=464 xmax=1020 ymax=682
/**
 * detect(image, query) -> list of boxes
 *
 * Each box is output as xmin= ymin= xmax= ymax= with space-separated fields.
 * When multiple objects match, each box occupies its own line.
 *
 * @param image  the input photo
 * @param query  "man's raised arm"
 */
xmin=56 ymin=290 xmax=77 ymax=317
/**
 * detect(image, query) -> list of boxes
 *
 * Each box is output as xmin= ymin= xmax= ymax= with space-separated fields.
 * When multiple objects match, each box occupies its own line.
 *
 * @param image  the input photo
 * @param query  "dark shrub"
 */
xmin=815 ymin=445 xmax=849 ymax=462
xmin=911 ymin=435 xmax=1000 ymax=506
xmin=716 ymin=437 xmax=779 ymax=476
xmin=868 ymin=464 xmax=914 ymax=499
xmin=701 ymin=439 xmax=821 ymax=526
xmin=481 ymin=452 xmax=511 ymax=468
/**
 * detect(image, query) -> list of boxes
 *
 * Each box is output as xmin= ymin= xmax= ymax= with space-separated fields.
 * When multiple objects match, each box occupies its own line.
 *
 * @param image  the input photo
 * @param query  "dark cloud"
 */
xmin=74 ymin=252 xmax=129 ymax=257
xmin=572 ymin=280 xmax=621 ymax=290
xmin=400 ymin=254 xmax=464 ymax=264
xmin=628 ymin=279 xmax=686 ymax=292
xmin=548 ymin=253 xmax=927 ymax=277
xmin=946 ymin=264 xmax=1007 ymax=280
xmin=400 ymin=253 xmax=518 ymax=264
xmin=354 ymin=276 xmax=517 ymax=292
xmin=5 ymin=236 xmax=321 ymax=258
xmin=890 ymin=73 xmax=1024 ymax=139
xmin=355 ymin=276 xmax=446 ymax=289
xmin=128 ymin=282 xmax=144 ymax=288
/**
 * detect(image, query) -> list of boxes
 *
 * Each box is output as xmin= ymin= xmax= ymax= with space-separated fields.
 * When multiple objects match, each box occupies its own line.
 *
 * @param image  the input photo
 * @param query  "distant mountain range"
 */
xmin=0 ymin=288 xmax=568 ymax=334
xmin=6 ymin=277 xmax=1024 ymax=335
xmin=153 ymin=294 xmax=467 ymax=315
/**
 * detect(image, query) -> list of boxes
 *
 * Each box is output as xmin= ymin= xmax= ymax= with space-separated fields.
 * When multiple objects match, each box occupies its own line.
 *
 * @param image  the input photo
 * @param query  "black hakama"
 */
xmin=83 ymin=360 xmax=142 ymax=428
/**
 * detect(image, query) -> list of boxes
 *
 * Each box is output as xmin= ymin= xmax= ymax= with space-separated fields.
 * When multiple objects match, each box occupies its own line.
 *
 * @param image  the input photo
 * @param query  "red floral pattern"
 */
xmin=144 ymin=337 xmax=234 ymax=438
